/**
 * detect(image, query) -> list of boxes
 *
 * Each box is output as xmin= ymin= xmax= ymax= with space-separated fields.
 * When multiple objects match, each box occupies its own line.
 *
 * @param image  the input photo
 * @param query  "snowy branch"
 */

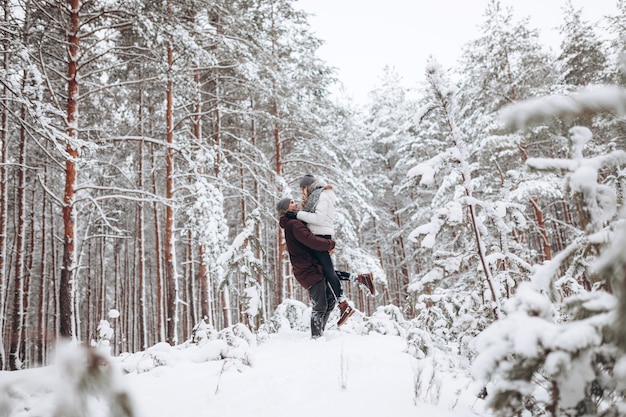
xmin=501 ymin=85 xmax=626 ymax=130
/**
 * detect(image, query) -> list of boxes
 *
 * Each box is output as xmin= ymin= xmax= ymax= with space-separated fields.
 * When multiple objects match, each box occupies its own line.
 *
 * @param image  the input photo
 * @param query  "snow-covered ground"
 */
xmin=0 ymin=308 xmax=487 ymax=417
xmin=127 ymin=331 xmax=483 ymax=417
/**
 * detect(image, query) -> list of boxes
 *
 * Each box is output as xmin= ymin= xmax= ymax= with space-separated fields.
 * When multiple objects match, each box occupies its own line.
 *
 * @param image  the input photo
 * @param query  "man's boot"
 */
xmin=357 ymin=273 xmax=375 ymax=295
xmin=337 ymin=300 xmax=355 ymax=326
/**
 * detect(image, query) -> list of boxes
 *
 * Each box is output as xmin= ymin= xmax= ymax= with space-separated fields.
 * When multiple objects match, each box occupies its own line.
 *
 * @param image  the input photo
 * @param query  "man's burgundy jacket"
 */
xmin=279 ymin=216 xmax=336 ymax=289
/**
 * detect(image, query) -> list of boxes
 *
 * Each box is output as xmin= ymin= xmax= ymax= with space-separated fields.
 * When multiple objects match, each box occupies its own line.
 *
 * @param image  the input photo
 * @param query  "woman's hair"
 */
xmin=300 ymin=186 xmax=311 ymax=209
xmin=300 ymin=183 xmax=333 ymax=210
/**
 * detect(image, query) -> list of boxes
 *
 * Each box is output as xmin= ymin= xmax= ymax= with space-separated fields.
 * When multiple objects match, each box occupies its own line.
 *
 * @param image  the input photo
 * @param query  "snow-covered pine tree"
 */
xmin=451 ymin=0 xmax=560 ymax=308
xmin=474 ymin=78 xmax=626 ymax=416
xmin=183 ymin=155 xmax=229 ymax=328
xmin=360 ymin=66 xmax=419 ymax=310
xmin=407 ymin=59 xmax=520 ymax=333
xmin=557 ymin=1 xmax=612 ymax=143
xmin=607 ymin=0 xmax=626 ymax=87
xmin=557 ymin=1 xmax=610 ymax=89
xmin=218 ymin=209 xmax=265 ymax=329
xmin=456 ymin=0 xmax=556 ymax=132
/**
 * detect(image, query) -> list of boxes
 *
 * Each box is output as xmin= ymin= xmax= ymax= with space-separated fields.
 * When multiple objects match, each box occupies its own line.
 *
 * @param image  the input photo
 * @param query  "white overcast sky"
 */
xmin=296 ymin=0 xmax=619 ymax=104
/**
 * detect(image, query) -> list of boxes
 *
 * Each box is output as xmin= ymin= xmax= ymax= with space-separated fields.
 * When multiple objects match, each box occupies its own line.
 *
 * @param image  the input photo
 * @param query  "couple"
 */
xmin=277 ymin=174 xmax=375 ymax=338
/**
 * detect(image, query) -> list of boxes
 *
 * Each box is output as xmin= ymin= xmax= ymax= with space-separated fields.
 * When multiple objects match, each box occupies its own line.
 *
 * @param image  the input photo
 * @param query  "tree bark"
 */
xmin=0 ymin=0 xmax=9 ymax=370
xmin=9 ymin=86 xmax=27 ymax=370
xmin=273 ymin=99 xmax=284 ymax=308
xmin=137 ymin=95 xmax=147 ymax=349
xmin=37 ymin=173 xmax=48 ymax=365
xmin=530 ymin=198 xmax=552 ymax=261
xmin=165 ymin=41 xmax=178 ymax=344
xmin=150 ymin=141 xmax=165 ymax=343
xmin=60 ymin=0 xmax=81 ymax=339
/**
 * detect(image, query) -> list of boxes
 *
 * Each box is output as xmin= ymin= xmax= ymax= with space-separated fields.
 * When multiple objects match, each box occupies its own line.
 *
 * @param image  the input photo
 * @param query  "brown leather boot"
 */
xmin=337 ymin=300 xmax=355 ymax=326
xmin=357 ymin=273 xmax=375 ymax=295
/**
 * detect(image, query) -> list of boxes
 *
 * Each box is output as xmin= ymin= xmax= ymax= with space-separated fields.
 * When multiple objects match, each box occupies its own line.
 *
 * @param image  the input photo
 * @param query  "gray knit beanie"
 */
xmin=276 ymin=197 xmax=292 ymax=215
xmin=299 ymin=174 xmax=316 ymax=188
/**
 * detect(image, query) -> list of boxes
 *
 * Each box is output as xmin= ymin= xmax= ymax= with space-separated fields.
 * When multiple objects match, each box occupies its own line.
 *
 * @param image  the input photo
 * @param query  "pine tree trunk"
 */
xmin=60 ymin=0 xmax=81 ymax=338
xmin=37 ymin=174 xmax=48 ymax=365
xmin=99 ymin=236 xmax=106 ymax=324
xmin=113 ymin=251 xmax=119 ymax=355
xmin=150 ymin=142 xmax=165 ymax=342
xmin=371 ymin=218 xmax=391 ymax=306
xmin=128 ymin=237 xmax=137 ymax=351
xmin=251 ymin=113 xmax=266 ymax=328
xmin=25 ymin=187 xmax=36 ymax=365
xmin=85 ymin=238 xmax=92 ymax=345
xmin=165 ymin=41 xmax=178 ymax=344
xmin=213 ymin=73 xmax=230 ymax=330
xmin=192 ymin=66 xmax=210 ymax=324
xmin=273 ymin=99 xmax=284 ymax=308
xmin=184 ymin=235 xmax=193 ymax=334
xmin=0 ymin=0 xmax=9 ymax=371
xmin=467 ymin=201 xmax=500 ymax=320
xmin=48 ymin=177 xmax=59 ymax=355
xmin=138 ymin=137 xmax=147 ymax=349
xmin=190 ymin=242 xmax=197 ymax=330
xmin=98 ymin=236 xmax=104 ymax=324
xmin=0 ymin=0 xmax=11 ymax=370
xmin=198 ymin=245 xmax=209 ymax=320
xmin=530 ymin=198 xmax=552 ymax=261
xmin=392 ymin=206 xmax=412 ymax=316
xmin=9 ymin=95 xmax=27 ymax=370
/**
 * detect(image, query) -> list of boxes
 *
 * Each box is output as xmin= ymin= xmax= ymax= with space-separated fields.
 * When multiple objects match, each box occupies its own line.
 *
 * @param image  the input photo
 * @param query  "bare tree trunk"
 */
xmin=137 ymin=87 xmax=148 ymax=348
xmin=530 ymin=198 xmax=552 ymax=261
xmin=25 ymin=186 xmax=36 ymax=365
xmin=186 ymin=234 xmax=195 ymax=330
xmin=165 ymin=41 xmax=178 ymax=344
xmin=137 ymin=140 xmax=147 ymax=348
xmin=37 ymin=174 xmax=48 ymax=365
xmin=371 ymin=218 xmax=391 ymax=306
xmin=60 ymin=0 xmax=81 ymax=339
xmin=150 ymin=142 xmax=165 ymax=343
xmin=49 ymin=173 xmax=59 ymax=357
xmin=392 ymin=206 xmax=412 ymax=316
xmin=9 ymin=97 xmax=27 ymax=370
xmin=113 ymin=250 xmax=119 ymax=355
xmin=84 ymin=238 xmax=91 ymax=344
xmin=250 ymin=111 xmax=266 ymax=328
xmin=128 ymin=237 xmax=137 ymax=351
xmin=198 ymin=245 xmax=209 ymax=320
xmin=213 ymin=75 xmax=230 ymax=330
xmin=273 ymin=99 xmax=284 ymax=308
xmin=98 ymin=236 xmax=104 ymax=324
xmin=0 ymin=0 xmax=11 ymax=369
xmin=191 ymin=66 xmax=210 ymax=324
xmin=0 ymin=0 xmax=9 ymax=371
xmin=467 ymin=201 xmax=500 ymax=319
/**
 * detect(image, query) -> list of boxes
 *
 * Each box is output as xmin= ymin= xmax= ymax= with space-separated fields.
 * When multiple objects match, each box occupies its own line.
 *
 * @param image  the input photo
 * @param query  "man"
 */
xmin=276 ymin=197 xmax=337 ymax=338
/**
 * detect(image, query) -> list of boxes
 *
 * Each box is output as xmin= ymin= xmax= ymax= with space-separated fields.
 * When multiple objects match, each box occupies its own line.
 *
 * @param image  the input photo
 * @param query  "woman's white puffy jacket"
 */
xmin=297 ymin=187 xmax=335 ymax=236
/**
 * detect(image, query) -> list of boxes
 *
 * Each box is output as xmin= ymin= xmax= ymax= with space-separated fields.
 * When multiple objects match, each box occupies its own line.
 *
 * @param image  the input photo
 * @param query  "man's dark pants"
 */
xmin=309 ymin=279 xmax=336 ymax=338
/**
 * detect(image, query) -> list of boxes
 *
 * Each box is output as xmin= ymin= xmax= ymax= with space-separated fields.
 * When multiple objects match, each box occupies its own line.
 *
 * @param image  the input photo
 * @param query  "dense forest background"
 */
xmin=2 ymin=0 xmax=626 ymax=409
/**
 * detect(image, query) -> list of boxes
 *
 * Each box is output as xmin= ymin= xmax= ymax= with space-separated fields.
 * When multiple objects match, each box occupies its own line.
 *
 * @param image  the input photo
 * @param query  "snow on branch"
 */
xmin=407 ymin=153 xmax=445 ymax=187
xmin=218 ymin=209 xmax=261 ymax=266
xmin=525 ymin=127 xmax=626 ymax=233
xmin=530 ymin=237 xmax=584 ymax=298
xmin=500 ymin=85 xmax=626 ymax=130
